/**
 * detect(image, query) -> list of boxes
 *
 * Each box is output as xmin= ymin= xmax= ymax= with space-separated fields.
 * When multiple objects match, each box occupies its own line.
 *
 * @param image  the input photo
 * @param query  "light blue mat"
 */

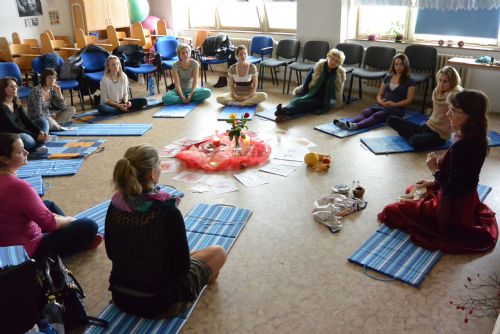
xmin=0 ymin=246 xmax=29 ymax=268
xmin=315 ymin=109 xmax=421 ymax=138
xmin=255 ymin=108 xmax=309 ymax=122
xmin=74 ymin=186 xmax=185 ymax=235
xmin=360 ymin=130 xmax=500 ymax=155
xmin=84 ymin=203 xmax=252 ymax=334
xmin=348 ymin=224 xmax=443 ymax=287
xmin=22 ymin=176 xmax=45 ymax=196
xmin=349 ymin=184 xmax=492 ymax=287
xmin=51 ymin=124 xmax=152 ymax=136
xmin=17 ymin=159 xmax=84 ymax=178
xmin=153 ymin=103 xmax=198 ymax=118
xmin=217 ymin=105 xmax=256 ymax=121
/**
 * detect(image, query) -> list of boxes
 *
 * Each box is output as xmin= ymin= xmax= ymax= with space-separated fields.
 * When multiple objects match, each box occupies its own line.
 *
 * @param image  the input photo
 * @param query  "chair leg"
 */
xmin=298 ymin=71 xmax=302 ymax=85
xmin=69 ymin=89 xmax=74 ymax=106
xmin=282 ymin=66 xmax=287 ymax=94
xmin=347 ymin=75 xmax=354 ymax=104
xmin=129 ymin=86 xmax=133 ymax=99
xmin=358 ymin=77 xmax=362 ymax=99
xmin=286 ymin=69 xmax=293 ymax=94
xmin=163 ymin=69 xmax=168 ymax=91
xmin=422 ymin=80 xmax=429 ymax=113
xmin=78 ymin=89 xmax=84 ymax=111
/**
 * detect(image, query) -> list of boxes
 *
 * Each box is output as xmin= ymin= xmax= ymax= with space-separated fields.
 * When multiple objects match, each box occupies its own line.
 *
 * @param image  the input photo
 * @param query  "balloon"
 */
xmin=129 ymin=0 xmax=150 ymax=23
xmin=142 ymin=15 xmax=160 ymax=33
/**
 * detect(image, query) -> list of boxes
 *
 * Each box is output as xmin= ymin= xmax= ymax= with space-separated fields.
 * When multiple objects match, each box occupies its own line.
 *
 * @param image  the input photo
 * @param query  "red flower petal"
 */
xmin=464 ymin=318 xmax=468 ymax=324
xmin=467 ymin=277 xmax=472 ymax=282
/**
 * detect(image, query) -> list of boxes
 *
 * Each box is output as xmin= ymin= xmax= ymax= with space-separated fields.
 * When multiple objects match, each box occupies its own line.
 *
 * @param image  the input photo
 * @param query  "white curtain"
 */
xmin=357 ymin=0 xmax=500 ymax=9
xmin=356 ymin=0 xmax=411 ymax=5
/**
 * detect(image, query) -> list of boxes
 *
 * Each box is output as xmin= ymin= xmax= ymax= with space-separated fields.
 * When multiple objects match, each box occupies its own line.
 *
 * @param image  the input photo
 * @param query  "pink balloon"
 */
xmin=142 ymin=15 xmax=160 ymax=33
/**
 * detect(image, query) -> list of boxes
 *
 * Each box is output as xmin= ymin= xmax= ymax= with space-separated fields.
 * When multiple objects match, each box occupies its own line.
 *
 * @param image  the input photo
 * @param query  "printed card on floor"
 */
xmin=172 ymin=171 xmax=208 ymax=184
xmin=271 ymin=158 xmax=303 ymax=167
xmin=160 ymin=160 xmax=176 ymax=173
xmin=203 ymin=175 xmax=239 ymax=195
xmin=160 ymin=144 xmax=184 ymax=157
xmin=172 ymin=136 xmax=209 ymax=147
xmin=189 ymin=184 xmax=211 ymax=193
xmin=233 ymin=170 xmax=268 ymax=187
xmin=273 ymin=146 xmax=309 ymax=162
xmin=259 ymin=162 xmax=296 ymax=177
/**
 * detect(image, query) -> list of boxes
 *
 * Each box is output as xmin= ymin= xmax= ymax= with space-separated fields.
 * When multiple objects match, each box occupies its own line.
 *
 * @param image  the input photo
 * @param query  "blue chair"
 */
xmin=155 ymin=37 xmax=179 ymax=91
xmin=0 ymin=62 xmax=31 ymax=99
xmin=247 ymin=36 xmax=274 ymax=65
xmin=31 ymin=55 xmax=84 ymax=110
xmin=81 ymin=51 xmax=108 ymax=107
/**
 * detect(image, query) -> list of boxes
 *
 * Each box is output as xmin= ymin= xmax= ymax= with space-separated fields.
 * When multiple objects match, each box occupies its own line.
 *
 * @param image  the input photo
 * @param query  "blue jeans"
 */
xmin=97 ymin=98 xmax=148 ymax=115
xmin=32 ymin=200 xmax=98 ymax=259
xmin=19 ymin=118 xmax=49 ymax=152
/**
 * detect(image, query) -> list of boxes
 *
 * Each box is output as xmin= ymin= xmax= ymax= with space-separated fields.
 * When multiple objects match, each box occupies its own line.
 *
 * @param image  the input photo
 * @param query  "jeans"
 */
xmin=97 ymin=98 xmax=148 ymax=115
xmin=32 ymin=200 xmax=98 ymax=259
xmin=387 ymin=116 xmax=446 ymax=149
xmin=19 ymin=118 xmax=49 ymax=152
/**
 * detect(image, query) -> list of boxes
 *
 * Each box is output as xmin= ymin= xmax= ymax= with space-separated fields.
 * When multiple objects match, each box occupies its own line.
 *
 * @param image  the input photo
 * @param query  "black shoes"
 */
xmin=213 ymin=76 xmax=227 ymax=88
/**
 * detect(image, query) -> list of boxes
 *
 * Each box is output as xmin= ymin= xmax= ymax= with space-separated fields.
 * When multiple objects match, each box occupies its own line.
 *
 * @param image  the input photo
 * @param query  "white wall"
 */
xmin=0 ymin=0 xmax=74 ymax=43
xmin=296 ymin=0 xmax=343 ymax=47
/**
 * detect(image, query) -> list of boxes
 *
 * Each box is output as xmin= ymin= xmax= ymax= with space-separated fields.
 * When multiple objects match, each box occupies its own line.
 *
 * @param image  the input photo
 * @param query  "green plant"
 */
xmin=386 ymin=20 xmax=404 ymax=39
xmin=226 ymin=112 xmax=250 ymax=141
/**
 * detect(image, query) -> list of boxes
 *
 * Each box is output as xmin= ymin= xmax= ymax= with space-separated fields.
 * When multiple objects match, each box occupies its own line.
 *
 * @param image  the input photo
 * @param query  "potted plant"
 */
xmin=386 ymin=20 xmax=404 ymax=43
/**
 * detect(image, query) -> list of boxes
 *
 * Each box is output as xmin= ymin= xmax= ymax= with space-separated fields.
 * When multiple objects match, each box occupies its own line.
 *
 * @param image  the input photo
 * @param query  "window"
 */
xmin=218 ymin=2 xmax=260 ymax=30
xmin=355 ymin=4 xmax=500 ymax=47
xmin=188 ymin=2 xmax=216 ymax=28
xmin=264 ymin=2 xmax=297 ymax=31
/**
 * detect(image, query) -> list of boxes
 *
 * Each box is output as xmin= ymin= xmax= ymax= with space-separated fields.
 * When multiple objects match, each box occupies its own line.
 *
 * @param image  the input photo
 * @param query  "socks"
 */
xmin=333 ymin=119 xmax=347 ymax=130
xmin=346 ymin=121 xmax=358 ymax=130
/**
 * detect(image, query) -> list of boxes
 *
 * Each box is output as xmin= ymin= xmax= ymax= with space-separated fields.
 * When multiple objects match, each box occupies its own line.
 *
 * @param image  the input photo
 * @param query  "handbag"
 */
xmin=36 ymin=255 xmax=108 ymax=330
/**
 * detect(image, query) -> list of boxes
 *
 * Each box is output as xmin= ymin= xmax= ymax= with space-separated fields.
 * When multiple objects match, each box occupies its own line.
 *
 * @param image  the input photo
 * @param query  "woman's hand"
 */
xmin=37 ymin=131 xmax=49 ymax=143
xmin=426 ymin=152 xmax=439 ymax=174
xmin=52 ymin=84 xmax=62 ymax=95
xmin=118 ymin=104 xmax=128 ymax=112
xmin=186 ymin=94 xmax=193 ymax=103
xmin=54 ymin=214 xmax=76 ymax=229
xmin=416 ymin=179 xmax=435 ymax=188
xmin=126 ymin=101 xmax=132 ymax=109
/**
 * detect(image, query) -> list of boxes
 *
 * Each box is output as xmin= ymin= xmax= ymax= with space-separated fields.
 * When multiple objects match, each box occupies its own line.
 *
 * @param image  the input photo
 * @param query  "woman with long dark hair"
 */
xmin=378 ymin=90 xmax=497 ymax=253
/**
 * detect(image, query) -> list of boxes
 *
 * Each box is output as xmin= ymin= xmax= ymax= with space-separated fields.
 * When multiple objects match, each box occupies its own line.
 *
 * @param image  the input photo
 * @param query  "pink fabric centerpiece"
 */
xmin=176 ymin=133 xmax=271 ymax=171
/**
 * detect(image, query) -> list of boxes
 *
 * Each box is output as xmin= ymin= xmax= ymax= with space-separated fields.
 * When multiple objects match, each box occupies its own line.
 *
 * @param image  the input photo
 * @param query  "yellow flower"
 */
xmin=229 ymin=113 xmax=237 ymax=120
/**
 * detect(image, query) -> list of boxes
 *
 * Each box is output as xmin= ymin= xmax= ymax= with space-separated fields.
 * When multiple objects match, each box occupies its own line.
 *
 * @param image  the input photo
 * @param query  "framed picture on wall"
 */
xmin=16 ymin=0 xmax=43 ymax=17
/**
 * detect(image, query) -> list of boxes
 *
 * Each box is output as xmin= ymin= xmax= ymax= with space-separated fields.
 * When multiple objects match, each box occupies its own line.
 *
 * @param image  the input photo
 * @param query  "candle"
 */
xmin=243 ymin=136 xmax=250 ymax=148
xmin=212 ymin=136 xmax=221 ymax=148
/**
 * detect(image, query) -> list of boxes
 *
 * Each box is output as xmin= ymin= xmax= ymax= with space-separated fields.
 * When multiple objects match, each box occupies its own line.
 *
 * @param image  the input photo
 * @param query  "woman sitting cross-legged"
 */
xmin=27 ymin=68 xmax=75 ymax=131
xmin=97 ymin=55 xmax=147 ymax=115
xmin=0 ymin=77 xmax=49 ymax=155
xmin=162 ymin=43 xmax=211 ymax=106
xmin=378 ymin=90 xmax=498 ymax=254
xmin=387 ymin=66 xmax=462 ymax=149
xmin=0 ymin=133 xmax=101 ymax=259
xmin=105 ymin=144 xmax=226 ymax=318
xmin=334 ymin=53 xmax=415 ymax=131
xmin=274 ymin=48 xmax=346 ymax=122
xmin=216 ymin=45 xmax=267 ymax=106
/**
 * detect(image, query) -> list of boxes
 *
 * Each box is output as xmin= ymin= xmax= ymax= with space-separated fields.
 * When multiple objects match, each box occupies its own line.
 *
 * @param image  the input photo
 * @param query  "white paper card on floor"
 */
xmin=203 ymin=175 xmax=239 ymax=195
xmin=172 ymin=171 xmax=208 ymax=183
xmin=160 ymin=160 xmax=176 ymax=173
xmin=259 ymin=162 xmax=296 ymax=177
xmin=160 ymin=144 xmax=184 ymax=158
xmin=234 ymin=170 xmax=269 ymax=187
xmin=189 ymin=184 xmax=211 ymax=193
xmin=272 ymin=146 xmax=309 ymax=162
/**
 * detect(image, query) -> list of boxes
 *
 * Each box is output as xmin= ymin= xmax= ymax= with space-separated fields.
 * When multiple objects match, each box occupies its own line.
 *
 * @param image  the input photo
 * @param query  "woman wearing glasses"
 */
xmin=378 ymin=90 xmax=498 ymax=254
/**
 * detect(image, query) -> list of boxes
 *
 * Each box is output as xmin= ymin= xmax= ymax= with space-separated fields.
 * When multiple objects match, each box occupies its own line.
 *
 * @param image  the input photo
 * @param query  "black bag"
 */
xmin=59 ymin=55 xmax=83 ymax=80
xmin=36 ymin=255 xmax=108 ymax=330
xmin=113 ymin=44 xmax=145 ymax=68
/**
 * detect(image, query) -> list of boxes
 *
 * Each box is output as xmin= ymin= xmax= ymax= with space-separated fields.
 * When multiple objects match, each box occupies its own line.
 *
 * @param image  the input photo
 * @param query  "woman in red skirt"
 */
xmin=378 ymin=90 xmax=497 ymax=254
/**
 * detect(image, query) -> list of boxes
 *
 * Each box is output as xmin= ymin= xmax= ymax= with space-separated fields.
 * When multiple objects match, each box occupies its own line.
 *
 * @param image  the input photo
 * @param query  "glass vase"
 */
xmin=233 ymin=135 xmax=242 ymax=156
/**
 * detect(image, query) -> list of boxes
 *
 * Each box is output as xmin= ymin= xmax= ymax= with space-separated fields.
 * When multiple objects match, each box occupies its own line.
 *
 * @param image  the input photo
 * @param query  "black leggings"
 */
xmin=387 ymin=116 xmax=446 ymax=149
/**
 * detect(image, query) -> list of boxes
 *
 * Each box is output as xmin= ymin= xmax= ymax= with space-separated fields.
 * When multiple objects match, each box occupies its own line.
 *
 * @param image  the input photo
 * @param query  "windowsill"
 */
xmin=349 ymin=38 xmax=500 ymax=53
xmin=183 ymin=28 xmax=296 ymax=37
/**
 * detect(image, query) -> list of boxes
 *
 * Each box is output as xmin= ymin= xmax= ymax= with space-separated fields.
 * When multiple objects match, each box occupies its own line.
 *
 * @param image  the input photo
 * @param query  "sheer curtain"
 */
xmin=356 ymin=0 xmax=500 ymax=10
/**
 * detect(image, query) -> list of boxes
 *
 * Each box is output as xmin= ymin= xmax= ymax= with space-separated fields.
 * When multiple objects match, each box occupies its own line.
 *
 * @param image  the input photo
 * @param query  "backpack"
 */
xmin=59 ymin=55 xmax=83 ymax=80
xmin=202 ymin=33 xmax=232 ymax=57
xmin=43 ymin=53 xmax=61 ymax=70
xmin=112 ymin=44 xmax=145 ymax=68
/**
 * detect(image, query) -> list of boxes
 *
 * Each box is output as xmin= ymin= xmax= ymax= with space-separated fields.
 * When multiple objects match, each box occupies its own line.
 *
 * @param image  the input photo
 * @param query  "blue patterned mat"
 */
xmin=17 ymin=159 xmax=84 ymax=178
xmin=153 ymin=103 xmax=198 ymax=118
xmin=22 ymin=176 xmax=45 ymax=196
xmin=349 ymin=184 xmax=492 ymax=287
xmin=217 ymin=105 xmax=256 ymax=121
xmin=360 ymin=130 xmax=500 ymax=154
xmin=314 ymin=109 xmax=421 ymax=138
xmin=0 ymin=246 xmax=29 ymax=268
xmin=83 ymin=203 xmax=252 ymax=334
xmin=51 ymin=124 xmax=152 ymax=136
xmin=73 ymin=98 xmax=162 ymax=123
xmin=44 ymin=139 xmax=105 ymax=158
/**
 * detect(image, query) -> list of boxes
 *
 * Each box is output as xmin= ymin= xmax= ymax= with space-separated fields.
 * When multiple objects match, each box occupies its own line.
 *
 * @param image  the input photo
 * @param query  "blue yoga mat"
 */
xmin=314 ymin=109 xmax=420 ymax=138
xmin=153 ymin=103 xmax=198 ymax=118
xmin=360 ymin=130 xmax=500 ymax=155
xmin=74 ymin=186 xmax=185 ymax=235
xmin=0 ymin=245 xmax=29 ymax=268
xmin=45 ymin=139 xmax=105 ymax=158
xmin=22 ymin=176 xmax=45 ymax=196
xmin=349 ymin=184 xmax=492 ymax=287
xmin=17 ymin=159 xmax=84 ymax=178
xmin=83 ymin=203 xmax=252 ymax=334
xmin=348 ymin=224 xmax=443 ymax=287
xmin=217 ymin=105 xmax=256 ymax=121
xmin=51 ymin=124 xmax=152 ymax=136
xmin=255 ymin=108 xmax=309 ymax=122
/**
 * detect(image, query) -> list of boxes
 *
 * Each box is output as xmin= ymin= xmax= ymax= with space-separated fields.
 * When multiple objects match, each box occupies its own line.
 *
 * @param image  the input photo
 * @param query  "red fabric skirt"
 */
xmin=378 ymin=185 xmax=498 ymax=254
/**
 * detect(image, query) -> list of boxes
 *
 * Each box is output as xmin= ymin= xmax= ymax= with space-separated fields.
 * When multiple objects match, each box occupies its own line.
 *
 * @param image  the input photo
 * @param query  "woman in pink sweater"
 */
xmin=0 ymin=133 xmax=101 ymax=258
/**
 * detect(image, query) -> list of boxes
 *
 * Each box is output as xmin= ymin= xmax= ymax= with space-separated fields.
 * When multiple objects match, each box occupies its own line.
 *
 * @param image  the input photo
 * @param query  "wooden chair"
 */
xmin=40 ymin=32 xmax=79 ymax=60
xmin=131 ymin=22 xmax=153 ymax=51
xmin=9 ymin=44 xmax=39 ymax=73
xmin=106 ymin=25 xmax=141 ymax=50
xmin=0 ymin=37 xmax=11 ymax=62
xmin=74 ymin=28 xmax=113 ymax=52
xmin=156 ymin=19 xmax=173 ymax=37
xmin=12 ymin=32 xmax=41 ymax=54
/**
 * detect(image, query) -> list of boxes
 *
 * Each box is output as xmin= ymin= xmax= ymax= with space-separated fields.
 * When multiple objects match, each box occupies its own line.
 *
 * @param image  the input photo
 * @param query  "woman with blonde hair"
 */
xmin=216 ymin=45 xmax=267 ymax=106
xmin=387 ymin=66 xmax=462 ymax=148
xmin=162 ymin=43 xmax=211 ymax=105
xmin=97 ymin=55 xmax=147 ymax=115
xmin=105 ymin=144 xmax=226 ymax=318
xmin=274 ymin=48 xmax=346 ymax=122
